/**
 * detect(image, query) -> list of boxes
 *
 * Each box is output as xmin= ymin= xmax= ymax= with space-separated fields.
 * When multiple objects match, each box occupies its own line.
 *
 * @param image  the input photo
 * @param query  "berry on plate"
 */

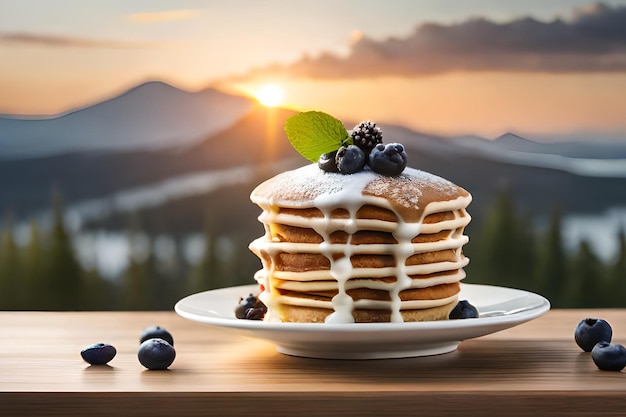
xmin=351 ymin=120 xmax=383 ymax=155
xmin=336 ymin=145 xmax=366 ymax=174
xmin=235 ymin=293 xmax=267 ymax=320
xmin=449 ymin=300 xmax=479 ymax=319
xmin=369 ymin=143 xmax=408 ymax=176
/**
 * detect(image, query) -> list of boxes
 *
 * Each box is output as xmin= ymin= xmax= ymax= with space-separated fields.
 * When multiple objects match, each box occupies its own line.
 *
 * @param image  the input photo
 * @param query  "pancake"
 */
xmin=249 ymin=163 xmax=472 ymax=323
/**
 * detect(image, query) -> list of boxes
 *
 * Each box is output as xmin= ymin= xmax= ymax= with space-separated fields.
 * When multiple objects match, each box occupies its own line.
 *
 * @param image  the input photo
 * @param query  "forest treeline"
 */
xmin=464 ymin=188 xmax=626 ymax=308
xmin=1 ymin=188 xmax=626 ymax=310
xmin=0 ymin=193 xmax=258 ymax=310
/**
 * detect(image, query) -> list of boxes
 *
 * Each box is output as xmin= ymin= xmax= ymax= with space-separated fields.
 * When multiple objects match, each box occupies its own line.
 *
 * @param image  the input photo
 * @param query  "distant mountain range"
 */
xmin=455 ymin=132 xmax=626 ymax=158
xmin=448 ymin=133 xmax=626 ymax=178
xmin=3 ymin=80 xmax=626 ymax=232
xmin=0 ymin=81 xmax=253 ymax=159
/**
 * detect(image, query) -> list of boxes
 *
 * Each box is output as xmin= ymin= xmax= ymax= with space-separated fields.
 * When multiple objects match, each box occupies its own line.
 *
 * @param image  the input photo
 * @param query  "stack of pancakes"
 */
xmin=249 ymin=164 xmax=472 ymax=323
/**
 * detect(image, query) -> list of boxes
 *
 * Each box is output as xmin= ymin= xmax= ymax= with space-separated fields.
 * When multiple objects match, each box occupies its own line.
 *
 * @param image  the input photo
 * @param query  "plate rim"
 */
xmin=174 ymin=283 xmax=551 ymax=333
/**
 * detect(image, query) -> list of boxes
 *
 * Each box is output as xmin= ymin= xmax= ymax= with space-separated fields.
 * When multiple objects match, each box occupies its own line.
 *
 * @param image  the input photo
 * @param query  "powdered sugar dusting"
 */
xmin=251 ymin=164 xmax=376 ymax=207
xmin=363 ymin=167 xmax=468 ymax=221
xmin=251 ymin=164 xmax=469 ymax=223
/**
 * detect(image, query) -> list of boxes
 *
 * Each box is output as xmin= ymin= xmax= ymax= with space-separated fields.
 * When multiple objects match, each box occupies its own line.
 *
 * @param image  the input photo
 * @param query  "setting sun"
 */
xmin=255 ymin=84 xmax=285 ymax=107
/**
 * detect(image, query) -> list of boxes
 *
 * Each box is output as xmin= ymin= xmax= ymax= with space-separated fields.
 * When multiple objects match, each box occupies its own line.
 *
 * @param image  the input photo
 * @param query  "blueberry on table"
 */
xmin=138 ymin=338 xmax=176 ymax=370
xmin=81 ymin=343 xmax=117 ymax=365
xmin=449 ymin=300 xmax=479 ymax=319
xmin=591 ymin=342 xmax=626 ymax=371
xmin=574 ymin=318 xmax=612 ymax=352
xmin=369 ymin=143 xmax=407 ymax=176
xmin=140 ymin=325 xmax=174 ymax=346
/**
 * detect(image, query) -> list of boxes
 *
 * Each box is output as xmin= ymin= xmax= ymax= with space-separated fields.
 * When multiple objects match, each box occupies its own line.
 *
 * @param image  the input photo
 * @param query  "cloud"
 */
xmin=125 ymin=9 xmax=203 ymax=23
xmin=241 ymin=2 xmax=626 ymax=79
xmin=0 ymin=32 xmax=158 ymax=49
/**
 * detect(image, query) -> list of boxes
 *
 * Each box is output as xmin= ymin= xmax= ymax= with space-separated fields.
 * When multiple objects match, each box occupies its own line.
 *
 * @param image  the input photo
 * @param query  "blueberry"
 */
xmin=81 ymin=343 xmax=117 ymax=365
xmin=336 ymin=145 xmax=366 ymax=174
xmin=591 ymin=342 xmax=626 ymax=371
xmin=140 ymin=325 xmax=174 ymax=346
xmin=369 ymin=143 xmax=408 ymax=176
xmin=574 ymin=318 xmax=612 ymax=352
xmin=318 ymin=151 xmax=340 ymax=173
xmin=138 ymin=338 xmax=176 ymax=370
xmin=449 ymin=300 xmax=479 ymax=319
xmin=245 ymin=307 xmax=266 ymax=320
xmin=235 ymin=294 xmax=267 ymax=320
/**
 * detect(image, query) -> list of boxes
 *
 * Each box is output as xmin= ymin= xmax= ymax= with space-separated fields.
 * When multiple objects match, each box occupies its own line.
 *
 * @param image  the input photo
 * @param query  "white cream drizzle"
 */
xmin=268 ymin=269 xmax=467 ymax=292
xmin=250 ymin=164 xmax=472 ymax=323
xmin=253 ymin=259 xmax=469 ymax=289
xmin=311 ymin=171 xmax=376 ymax=323
xmin=250 ymin=234 xmax=469 ymax=256
xmin=275 ymin=293 xmax=460 ymax=311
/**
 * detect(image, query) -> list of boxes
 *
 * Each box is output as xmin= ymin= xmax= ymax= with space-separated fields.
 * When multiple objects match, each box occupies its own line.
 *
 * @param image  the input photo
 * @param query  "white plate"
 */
xmin=174 ymin=283 xmax=550 ymax=360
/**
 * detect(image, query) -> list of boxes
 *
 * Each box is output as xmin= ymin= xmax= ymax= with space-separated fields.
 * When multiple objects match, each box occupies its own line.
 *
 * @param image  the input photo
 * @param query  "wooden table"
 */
xmin=2 ymin=310 xmax=626 ymax=416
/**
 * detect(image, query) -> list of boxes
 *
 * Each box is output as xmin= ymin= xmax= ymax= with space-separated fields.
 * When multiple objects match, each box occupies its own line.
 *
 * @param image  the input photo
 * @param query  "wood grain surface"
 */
xmin=2 ymin=310 xmax=626 ymax=416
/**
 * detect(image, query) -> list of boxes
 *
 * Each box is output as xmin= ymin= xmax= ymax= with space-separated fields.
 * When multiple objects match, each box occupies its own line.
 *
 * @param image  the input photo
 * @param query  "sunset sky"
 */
xmin=2 ymin=0 xmax=626 ymax=140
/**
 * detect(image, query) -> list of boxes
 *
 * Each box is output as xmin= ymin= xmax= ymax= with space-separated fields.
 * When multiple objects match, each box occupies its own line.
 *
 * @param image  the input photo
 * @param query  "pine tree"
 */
xmin=516 ymin=211 xmax=536 ymax=289
xmin=567 ymin=240 xmax=607 ymax=307
xmin=187 ymin=214 xmax=219 ymax=293
xmin=225 ymin=233 xmax=260 ymax=287
xmin=154 ymin=236 xmax=190 ymax=309
xmin=44 ymin=191 xmax=83 ymax=310
xmin=533 ymin=202 xmax=567 ymax=307
xmin=0 ymin=222 xmax=20 ymax=310
xmin=81 ymin=267 xmax=115 ymax=310
xmin=608 ymin=227 xmax=626 ymax=307
xmin=21 ymin=220 xmax=45 ymax=309
xmin=121 ymin=214 xmax=153 ymax=310
xmin=466 ymin=187 xmax=534 ymax=290
xmin=121 ymin=250 xmax=153 ymax=310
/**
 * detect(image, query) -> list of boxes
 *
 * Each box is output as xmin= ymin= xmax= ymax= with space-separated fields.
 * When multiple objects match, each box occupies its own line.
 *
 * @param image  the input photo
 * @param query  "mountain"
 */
xmin=449 ymin=132 xmax=626 ymax=177
xmin=0 ymin=81 xmax=254 ymax=159
xmin=0 ymin=105 xmax=301 ymax=216
xmin=492 ymin=133 xmax=546 ymax=152
xmin=455 ymin=131 xmax=626 ymax=159
xmin=4 ymin=84 xmax=626 ymax=234
xmin=66 ymin=117 xmax=626 ymax=237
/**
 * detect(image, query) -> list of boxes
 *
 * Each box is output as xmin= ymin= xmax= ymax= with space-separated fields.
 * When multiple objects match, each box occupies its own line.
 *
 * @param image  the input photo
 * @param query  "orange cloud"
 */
xmin=125 ymin=9 xmax=203 ymax=23
xmin=0 ymin=32 xmax=158 ymax=49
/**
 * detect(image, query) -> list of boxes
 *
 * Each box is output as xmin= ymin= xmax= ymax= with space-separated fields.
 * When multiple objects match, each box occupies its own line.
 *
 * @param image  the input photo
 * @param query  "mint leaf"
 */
xmin=284 ymin=111 xmax=350 ymax=162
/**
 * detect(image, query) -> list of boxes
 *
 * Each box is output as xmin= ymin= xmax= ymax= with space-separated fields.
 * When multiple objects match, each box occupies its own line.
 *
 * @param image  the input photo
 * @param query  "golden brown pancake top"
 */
xmin=251 ymin=164 xmax=470 ymax=223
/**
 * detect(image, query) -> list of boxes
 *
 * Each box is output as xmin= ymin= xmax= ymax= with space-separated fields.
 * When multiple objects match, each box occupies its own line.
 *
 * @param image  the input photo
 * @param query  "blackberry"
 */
xmin=351 ymin=120 xmax=383 ymax=154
